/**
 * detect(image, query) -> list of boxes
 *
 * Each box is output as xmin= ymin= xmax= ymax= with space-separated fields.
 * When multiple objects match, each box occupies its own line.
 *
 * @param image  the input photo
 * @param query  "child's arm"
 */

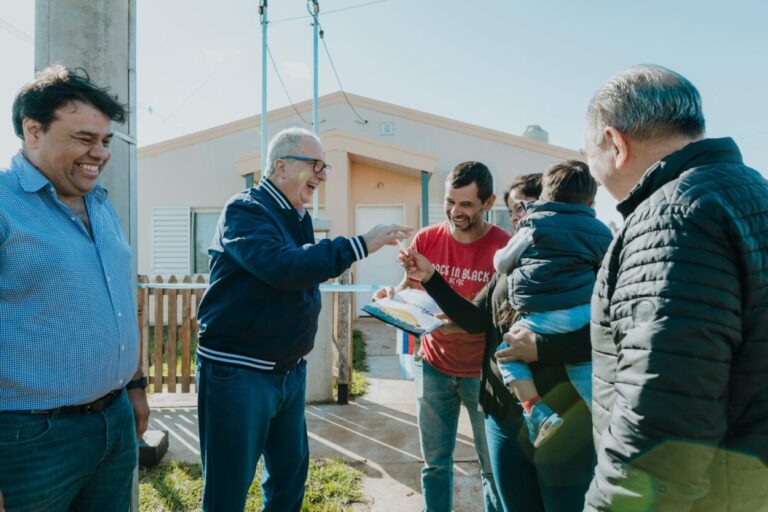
xmin=493 ymin=227 xmax=534 ymax=274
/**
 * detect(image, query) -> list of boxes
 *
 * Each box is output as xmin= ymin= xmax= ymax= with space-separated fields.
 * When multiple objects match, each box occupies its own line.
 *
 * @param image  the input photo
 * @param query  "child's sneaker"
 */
xmin=523 ymin=402 xmax=564 ymax=448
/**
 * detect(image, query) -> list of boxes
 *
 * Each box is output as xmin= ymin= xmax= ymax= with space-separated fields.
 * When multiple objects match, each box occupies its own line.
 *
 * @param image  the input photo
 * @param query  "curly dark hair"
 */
xmin=12 ymin=65 xmax=126 ymax=139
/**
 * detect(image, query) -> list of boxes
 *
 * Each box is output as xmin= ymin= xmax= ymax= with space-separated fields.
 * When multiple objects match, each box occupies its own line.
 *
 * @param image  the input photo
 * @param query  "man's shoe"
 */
xmin=523 ymin=403 xmax=564 ymax=448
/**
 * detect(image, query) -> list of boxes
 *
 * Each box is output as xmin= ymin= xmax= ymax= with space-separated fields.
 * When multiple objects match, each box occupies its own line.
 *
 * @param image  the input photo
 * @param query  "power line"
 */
xmin=272 ymin=0 xmax=389 ymax=24
xmin=140 ymin=102 xmax=187 ymax=134
xmin=318 ymin=23 xmax=368 ymax=124
xmin=267 ymin=45 xmax=313 ymax=125
xmin=0 ymin=16 xmax=33 ymax=44
xmin=324 ymin=0 xmax=389 ymax=16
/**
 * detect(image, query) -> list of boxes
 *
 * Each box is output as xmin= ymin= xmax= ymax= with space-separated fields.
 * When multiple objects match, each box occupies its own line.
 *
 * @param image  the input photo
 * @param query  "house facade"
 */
xmin=137 ymin=92 xmax=581 ymax=301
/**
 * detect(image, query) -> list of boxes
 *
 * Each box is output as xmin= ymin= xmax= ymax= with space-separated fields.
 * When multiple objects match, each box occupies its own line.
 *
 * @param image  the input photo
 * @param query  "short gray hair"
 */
xmin=586 ymin=64 xmax=705 ymax=145
xmin=265 ymin=127 xmax=321 ymax=177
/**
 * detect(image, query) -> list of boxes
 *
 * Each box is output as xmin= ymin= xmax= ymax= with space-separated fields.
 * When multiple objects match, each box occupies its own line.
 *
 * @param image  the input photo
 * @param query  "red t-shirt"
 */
xmin=411 ymin=221 xmax=511 ymax=377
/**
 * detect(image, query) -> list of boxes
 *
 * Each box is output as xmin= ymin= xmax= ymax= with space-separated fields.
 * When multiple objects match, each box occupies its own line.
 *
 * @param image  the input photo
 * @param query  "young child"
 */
xmin=494 ymin=160 xmax=613 ymax=447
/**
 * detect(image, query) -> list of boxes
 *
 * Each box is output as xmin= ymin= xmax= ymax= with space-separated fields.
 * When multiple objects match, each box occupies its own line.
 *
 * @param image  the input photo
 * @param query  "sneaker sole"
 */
xmin=533 ymin=415 xmax=564 ymax=448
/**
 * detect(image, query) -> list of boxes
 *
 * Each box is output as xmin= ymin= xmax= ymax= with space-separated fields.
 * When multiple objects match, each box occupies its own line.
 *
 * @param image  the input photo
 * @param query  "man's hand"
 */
xmin=495 ymin=325 xmax=539 ymax=363
xmin=399 ymin=249 xmax=435 ymax=283
xmin=362 ymin=224 xmax=413 ymax=254
xmin=128 ymin=388 xmax=150 ymax=438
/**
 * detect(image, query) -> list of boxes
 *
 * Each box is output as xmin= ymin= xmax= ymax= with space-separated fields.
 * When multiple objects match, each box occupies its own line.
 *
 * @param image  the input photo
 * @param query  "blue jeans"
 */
xmin=414 ymin=360 xmax=501 ymax=512
xmin=484 ymin=411 xmax=594 ymax=512
xmin=0 ymin=389 xmax=137 ymax=511
xmin=498 ymin=305 xmax=592 ymax=408
xmin=197 ymin=357 xmax=309 ymax=512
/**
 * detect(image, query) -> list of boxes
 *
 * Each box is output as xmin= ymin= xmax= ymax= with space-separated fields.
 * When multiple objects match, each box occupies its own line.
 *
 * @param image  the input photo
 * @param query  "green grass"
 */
xmin=139 ymin=459 xmax=365 ymax=511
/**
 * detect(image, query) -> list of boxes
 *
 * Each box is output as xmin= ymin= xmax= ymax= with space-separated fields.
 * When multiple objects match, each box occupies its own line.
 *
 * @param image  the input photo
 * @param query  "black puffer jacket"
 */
xmin=510 ymin=201 xmax=613 ymax=312
xmin=587 ymin=138 xmax=768 ymax=511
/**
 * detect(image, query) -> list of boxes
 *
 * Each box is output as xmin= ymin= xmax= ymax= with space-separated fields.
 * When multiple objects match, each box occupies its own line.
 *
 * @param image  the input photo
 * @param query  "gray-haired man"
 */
xmin=582 ymin=65 xmax=768 ymax=510
xmin=195 ymin=127 xmax=412 ymax=511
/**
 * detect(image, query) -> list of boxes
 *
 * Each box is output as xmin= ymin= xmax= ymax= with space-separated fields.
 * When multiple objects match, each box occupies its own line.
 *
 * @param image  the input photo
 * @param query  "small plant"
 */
xmin=352 ymin=329 xmax=368 ymax=372
xmin=349 ymin=329 xmax=370 ymax=397
xmin=349 ymin=370 xmax=369 ymax=397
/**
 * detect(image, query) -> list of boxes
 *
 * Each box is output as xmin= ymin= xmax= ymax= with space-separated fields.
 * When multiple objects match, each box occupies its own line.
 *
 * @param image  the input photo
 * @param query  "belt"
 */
xmin=3 ymin=389 xmax=123 ymax=416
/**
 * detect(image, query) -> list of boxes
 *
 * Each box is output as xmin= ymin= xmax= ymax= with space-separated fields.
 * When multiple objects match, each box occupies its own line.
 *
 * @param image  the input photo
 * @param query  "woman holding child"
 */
xmin=404 ymin=164 xmax=607 ymax=512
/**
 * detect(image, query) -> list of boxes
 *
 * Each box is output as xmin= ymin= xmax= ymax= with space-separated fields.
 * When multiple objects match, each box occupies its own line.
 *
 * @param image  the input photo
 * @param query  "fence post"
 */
xmin=166 ymin=275 xmax=178 ymax=392
xmin=152 ymin=275 xmax=164 ymax=392
xmin=192 ymin=275 xmax=206 ymax=393
xmin=137 ymin=275 xmax=150 ymax=377
xmin=337 ymin=270 xmax=352 ymax=404
xmin=181 ymin=275 xmax=192 ymax=392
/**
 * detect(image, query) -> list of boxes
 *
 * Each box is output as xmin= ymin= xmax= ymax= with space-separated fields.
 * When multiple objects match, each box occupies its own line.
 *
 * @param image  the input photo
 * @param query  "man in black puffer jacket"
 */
xmin=582 ymin=65 xmax=768 ymax=511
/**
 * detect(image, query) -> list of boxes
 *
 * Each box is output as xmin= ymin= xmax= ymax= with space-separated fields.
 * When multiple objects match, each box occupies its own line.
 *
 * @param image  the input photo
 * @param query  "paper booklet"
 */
xmin=362 ymin=288 xmax=444 ymax=336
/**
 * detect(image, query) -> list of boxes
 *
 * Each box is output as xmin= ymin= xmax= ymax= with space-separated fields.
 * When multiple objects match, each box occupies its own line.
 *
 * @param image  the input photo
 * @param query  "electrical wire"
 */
xmin=318 ymin=23 xmax=368 ymax=124
xmin=267 ymin=45 xmax=313 ymax=125
xmin=272 ymin=0 xmax=389 ymax=25
xmin=0 ymin=16 xmax=33 ymax=44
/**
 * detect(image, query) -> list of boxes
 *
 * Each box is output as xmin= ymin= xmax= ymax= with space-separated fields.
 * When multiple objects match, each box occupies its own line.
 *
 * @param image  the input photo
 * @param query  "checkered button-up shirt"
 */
xmin=0 ymin=153 xmax=138 ymax=410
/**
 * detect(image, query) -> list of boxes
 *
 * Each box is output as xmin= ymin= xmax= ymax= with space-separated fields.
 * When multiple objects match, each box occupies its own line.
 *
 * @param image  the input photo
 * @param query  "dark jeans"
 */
xmin=0 ymin=390 xmax=137 ymax=512
xmin=484 ymin=405 xmax=594 ymax=512
xmin=197 ymin=357 xmax=309 ymax=512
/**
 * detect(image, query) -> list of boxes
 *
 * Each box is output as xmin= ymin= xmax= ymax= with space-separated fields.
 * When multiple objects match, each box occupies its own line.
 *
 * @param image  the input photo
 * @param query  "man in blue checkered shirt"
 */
xmin=0 ymin=66 xmax=148 ymax=511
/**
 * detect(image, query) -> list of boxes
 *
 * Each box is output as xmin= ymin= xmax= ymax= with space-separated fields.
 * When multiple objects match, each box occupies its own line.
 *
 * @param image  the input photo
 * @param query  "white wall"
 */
xmin=137 ymin=98 xmax=587 ymax=275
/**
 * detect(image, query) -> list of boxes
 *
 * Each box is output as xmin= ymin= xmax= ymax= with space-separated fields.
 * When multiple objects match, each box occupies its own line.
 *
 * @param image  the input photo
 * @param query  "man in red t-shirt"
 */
xmin=376 ymin=161 xmax=509 ymax=512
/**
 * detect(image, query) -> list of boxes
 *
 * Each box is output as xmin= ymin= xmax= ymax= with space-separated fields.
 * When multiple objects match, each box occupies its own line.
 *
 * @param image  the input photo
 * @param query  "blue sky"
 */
xmin=1 ymin=0 xmax=766 ymax=223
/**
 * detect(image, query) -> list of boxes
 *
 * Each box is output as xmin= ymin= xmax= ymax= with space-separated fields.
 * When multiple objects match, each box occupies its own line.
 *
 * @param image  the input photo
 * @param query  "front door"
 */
xmin=355 ymin=204 xmax=406 ymax=315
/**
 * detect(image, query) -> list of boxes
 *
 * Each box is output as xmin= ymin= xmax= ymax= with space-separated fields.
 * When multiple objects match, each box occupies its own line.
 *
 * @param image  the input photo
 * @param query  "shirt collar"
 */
xmin=617 ymin=137 xmax=742 ymax=218
xmin=259 ymin=177 xmax=293 ymax=210
xmin=12 ymin=151 xmax=108 ymax=202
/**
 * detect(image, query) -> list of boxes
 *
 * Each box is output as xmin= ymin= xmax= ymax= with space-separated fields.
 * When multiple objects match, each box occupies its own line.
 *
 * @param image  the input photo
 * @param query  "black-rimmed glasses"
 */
xmin=279 ymin=156 xmax=331 ymax=175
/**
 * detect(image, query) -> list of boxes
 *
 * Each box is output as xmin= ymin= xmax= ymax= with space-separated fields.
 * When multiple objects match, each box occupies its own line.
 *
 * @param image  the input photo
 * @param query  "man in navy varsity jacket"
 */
xmin=196 ymin=127 xmax=411 ymax=511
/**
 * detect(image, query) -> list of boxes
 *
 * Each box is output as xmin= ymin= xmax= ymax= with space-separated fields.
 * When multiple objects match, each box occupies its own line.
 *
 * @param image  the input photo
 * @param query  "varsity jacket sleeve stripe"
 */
xmin=220 ymin=197 xmax=368 ymax=290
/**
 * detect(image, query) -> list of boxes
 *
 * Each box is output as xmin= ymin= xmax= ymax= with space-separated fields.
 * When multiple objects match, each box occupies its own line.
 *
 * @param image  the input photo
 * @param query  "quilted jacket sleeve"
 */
xmin=586 ymin=202 xmax=740 ymax=510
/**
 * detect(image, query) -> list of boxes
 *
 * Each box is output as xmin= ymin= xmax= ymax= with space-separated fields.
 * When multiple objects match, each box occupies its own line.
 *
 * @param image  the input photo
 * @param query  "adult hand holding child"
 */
xmin=496 ymin=326 xmax=539 ymax=363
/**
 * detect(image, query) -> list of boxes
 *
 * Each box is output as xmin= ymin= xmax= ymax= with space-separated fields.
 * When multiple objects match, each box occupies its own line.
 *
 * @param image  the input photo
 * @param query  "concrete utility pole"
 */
xmin=260 ymin=0 xmax=268 ymax=180
xmin=35 ymin=0 xmax=138 ymax=270
xmin=35 ymin=1 xmax=139 ymax=509
xmin=310 ymin=0 xmax=320 ymax=217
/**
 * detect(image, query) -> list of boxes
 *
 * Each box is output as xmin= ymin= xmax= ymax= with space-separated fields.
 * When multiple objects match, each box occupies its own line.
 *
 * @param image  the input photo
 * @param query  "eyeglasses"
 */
xmin=279 ymin=156 xmax=331 ymax=175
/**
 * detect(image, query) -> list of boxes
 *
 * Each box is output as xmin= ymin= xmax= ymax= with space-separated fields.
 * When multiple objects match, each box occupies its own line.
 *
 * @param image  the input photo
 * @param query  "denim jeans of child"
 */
xmin=414 ymin=360 xmax=501 ymax=512
xmin=197 ymin=357 xmax=309 ymax=512
xmin=497 ymin=304 xmax=592 ymax=409
xmin=0 ymin=390 xmax=137 ymax=511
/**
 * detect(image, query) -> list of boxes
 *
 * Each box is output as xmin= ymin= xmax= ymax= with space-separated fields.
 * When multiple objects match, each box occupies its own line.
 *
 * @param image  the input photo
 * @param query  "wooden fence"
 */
xmin=137 ymin=272 xmax=355 ymax=401
xmin=137 ymin=274 xmax=206 ymax=392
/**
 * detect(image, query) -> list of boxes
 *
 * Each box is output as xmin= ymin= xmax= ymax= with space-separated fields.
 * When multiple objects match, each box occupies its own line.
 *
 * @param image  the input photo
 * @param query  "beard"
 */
xmin=448 ymin=212 xmax=482 ymax=232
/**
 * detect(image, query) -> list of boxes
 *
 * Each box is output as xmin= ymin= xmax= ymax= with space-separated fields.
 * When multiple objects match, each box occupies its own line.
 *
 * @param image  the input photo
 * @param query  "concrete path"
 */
xmin=148 ymin=318 xmax=486 ymax=511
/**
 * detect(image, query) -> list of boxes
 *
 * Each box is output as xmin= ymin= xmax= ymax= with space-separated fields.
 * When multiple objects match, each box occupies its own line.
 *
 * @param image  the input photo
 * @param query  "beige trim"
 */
xmin=138 ymin=91 xmax=580 ymax=160
xmin=234 ymin=129 xmax=440 ymax=178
